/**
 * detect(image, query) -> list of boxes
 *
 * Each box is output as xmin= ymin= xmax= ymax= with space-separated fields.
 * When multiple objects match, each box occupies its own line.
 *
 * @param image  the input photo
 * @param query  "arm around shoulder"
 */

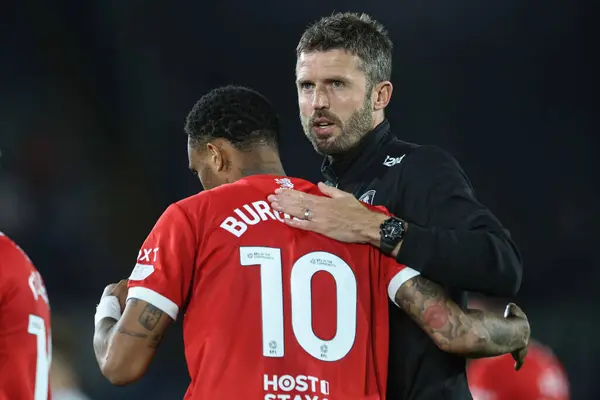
xmin=394 ymin=275 xmax=530 ymax=360
xmin=395 ymin=146 xmax=523 ymax=296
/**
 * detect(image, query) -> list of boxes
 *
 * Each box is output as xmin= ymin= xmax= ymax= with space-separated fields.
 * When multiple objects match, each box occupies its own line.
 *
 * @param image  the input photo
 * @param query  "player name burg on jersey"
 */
xmin=220 ymin=199 xmax=297 ymax=237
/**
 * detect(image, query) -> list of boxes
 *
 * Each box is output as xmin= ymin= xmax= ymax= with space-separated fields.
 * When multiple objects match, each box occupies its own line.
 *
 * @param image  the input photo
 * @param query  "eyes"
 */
xmin=299 ymin=80 xmax=345 ymax=91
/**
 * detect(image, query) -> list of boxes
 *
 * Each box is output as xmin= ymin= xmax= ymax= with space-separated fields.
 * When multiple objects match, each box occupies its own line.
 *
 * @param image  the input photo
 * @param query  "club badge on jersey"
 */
xmin=275 ymin=178 xmax=294 ymax=190
xmin=358 ymin=190 xmax=376 ymax=205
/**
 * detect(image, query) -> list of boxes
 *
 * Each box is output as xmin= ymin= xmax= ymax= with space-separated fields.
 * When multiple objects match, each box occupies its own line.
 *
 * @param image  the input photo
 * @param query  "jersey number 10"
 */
xmin=240 ymin=246 xmax=357 ymax=362
xmin=28 ymin=314 xmax=51 ymax=400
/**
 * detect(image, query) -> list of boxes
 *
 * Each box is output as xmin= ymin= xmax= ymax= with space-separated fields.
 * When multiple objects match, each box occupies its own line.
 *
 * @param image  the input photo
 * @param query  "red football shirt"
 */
xmin=0 ymin=232 xmax=52 ymax=400
xmin=127 ymin=175 xmax=419 ymax=400
xmin=468 ymin=342 xmax=570 ymax=400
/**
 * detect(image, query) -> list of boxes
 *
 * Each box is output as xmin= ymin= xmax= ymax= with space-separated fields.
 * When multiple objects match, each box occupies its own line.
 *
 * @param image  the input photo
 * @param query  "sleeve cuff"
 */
xmin=387 ymin=267 xmax=420 ymax=306
xmin=127 ymin=286 xmax=179 ymax=321
xmin=396 ymin=223 xmax=434 ymax=272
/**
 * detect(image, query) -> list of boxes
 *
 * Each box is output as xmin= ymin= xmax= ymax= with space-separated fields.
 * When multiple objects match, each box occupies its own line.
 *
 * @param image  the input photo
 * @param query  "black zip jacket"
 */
xmin=321 ymin=120 xmax=523 ymax=400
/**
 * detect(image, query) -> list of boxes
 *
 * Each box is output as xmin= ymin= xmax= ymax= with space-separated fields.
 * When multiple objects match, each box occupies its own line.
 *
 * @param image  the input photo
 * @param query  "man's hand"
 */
xmin=504 ymin=303 xmax=530 ymax=371
xmin=268 ymin=182 xmax=387 ymax=244
xmin=102 ymin=279 xmax=129 ymax=311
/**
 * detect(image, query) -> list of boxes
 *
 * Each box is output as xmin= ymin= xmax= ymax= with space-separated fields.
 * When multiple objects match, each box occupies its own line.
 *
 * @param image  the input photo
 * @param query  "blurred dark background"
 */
xmin=1 ymin=0 xmax=596 ymax=398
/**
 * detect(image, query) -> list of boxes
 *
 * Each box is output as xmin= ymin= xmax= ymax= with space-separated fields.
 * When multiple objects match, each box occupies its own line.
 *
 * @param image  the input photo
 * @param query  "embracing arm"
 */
xmin=269 ymin=146 xmax=522 ymax=296
xmin=363 ymin=146 xmax=523 ymax=296
xmin=394 ymin=275 xmax=529 ymax=361
xmin=93 ymin=298 xmax=171 ymax=385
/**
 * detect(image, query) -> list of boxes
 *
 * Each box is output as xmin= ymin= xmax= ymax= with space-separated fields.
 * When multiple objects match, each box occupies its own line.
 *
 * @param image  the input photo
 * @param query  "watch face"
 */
xmin=383 ymin=219 xmax=403 ymax=238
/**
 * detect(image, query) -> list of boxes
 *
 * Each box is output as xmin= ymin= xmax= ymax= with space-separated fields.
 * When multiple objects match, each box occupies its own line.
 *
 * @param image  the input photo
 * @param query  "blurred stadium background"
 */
xmin=1 ymin=1 xmax=596 ymax=398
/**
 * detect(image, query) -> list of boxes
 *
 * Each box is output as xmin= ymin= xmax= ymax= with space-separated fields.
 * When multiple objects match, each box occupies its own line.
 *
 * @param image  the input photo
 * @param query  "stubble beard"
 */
xmin=301 ymin=97 xmax=374 ymax=157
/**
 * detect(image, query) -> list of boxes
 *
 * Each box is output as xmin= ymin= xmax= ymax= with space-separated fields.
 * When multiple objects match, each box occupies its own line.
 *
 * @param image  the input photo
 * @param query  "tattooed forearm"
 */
xmin=149 ymin=333 xmax=164 ymax=349
xmin=117 ymin=326 xmax=148 ymax=338
xmin=138 ymin=304 xmax=166 ymax=349
xmin=138 ymin=304 xmax=163 ymax=331
xmin=396 ymin=276 xmax=529 ymax=357
xmin=93 ymin=298 xmax=173 ymax=385
xmin=93 ymin=318 xmax=117 ymax=362
xmin=462 ymin=308 xmax=529 ymax=357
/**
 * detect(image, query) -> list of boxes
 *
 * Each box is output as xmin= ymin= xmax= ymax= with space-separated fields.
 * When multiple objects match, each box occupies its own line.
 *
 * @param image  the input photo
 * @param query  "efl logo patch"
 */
xmin=358 ymin=190 xmax=376 ymax=205
xmin=129 ymin=263 xmax=155 ymax=281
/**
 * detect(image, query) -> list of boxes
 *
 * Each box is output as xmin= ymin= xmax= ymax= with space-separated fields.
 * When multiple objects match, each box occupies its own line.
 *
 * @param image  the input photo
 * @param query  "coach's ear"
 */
xmin=372 ymin=81 xmax=393 ymax=111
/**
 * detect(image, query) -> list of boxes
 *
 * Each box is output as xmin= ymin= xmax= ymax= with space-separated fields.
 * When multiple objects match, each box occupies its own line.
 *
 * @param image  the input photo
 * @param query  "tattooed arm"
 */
xmin=93 ymin=295 xmax=171 ymax=385
xmin=395 ymin=276 xmax=530 ymax=363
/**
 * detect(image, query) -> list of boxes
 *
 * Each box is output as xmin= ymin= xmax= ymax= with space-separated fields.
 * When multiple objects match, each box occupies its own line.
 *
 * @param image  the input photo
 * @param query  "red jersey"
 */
xmin=0 ymin=232 xmax=52 ymax=400
xmin=468 ymin=342 xmax=570 ymax=400
xmin=127 ymin=175 xmax=419 ymax=400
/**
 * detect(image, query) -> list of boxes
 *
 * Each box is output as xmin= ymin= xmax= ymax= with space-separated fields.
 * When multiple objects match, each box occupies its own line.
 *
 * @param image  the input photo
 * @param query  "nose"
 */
xmin=312 ymin=87 xmax=330 ymax=110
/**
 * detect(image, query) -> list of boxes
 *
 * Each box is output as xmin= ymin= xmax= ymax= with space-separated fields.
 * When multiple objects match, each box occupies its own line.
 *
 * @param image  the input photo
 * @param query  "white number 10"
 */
xmin=240 ymin=246 xmax=357 ymax=362
xmin=28 ymin=314 xmax=51 ymax=400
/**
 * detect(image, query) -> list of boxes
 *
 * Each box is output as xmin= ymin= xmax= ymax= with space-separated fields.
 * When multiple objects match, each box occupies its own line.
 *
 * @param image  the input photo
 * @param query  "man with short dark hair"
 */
xmin=92 ymin=86 xmax=528 ymax=399
xmin=269 ymin=12 xmax=524 ymax=400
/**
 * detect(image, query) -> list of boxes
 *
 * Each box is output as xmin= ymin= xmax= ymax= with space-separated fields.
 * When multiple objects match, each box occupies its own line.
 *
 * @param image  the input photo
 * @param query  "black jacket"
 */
xmin=321 ymin=120 xmax=523 ymax=400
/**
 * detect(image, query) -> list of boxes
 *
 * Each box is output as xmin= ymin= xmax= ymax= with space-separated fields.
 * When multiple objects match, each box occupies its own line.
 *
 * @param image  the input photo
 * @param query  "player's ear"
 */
xmin=372 ymin=81 xmax=393 ymax=111
xmin=206 ymin=143 xmax=225 ymax=171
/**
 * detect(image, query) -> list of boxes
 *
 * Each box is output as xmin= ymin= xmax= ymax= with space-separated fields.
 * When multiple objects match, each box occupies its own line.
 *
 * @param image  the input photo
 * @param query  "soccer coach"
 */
xmin=268 ymin=12 xmax=523 ymax=400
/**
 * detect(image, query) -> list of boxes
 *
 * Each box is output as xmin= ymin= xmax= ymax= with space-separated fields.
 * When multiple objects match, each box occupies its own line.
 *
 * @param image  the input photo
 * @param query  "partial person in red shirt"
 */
xmin=468 ymin=296 xmax=570 ymax=400
xmin=0 ymin=232 xmax=52 ymax=400
xmin=92 ymin=86 xmax=531 ymax=400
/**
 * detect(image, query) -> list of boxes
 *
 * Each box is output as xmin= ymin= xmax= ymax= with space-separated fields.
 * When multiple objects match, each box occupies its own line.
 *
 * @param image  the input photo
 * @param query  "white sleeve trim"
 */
xmin=127 ymin=286 xmax=179 ymax=321
xmin=388 ymin=267 xmax=420 ymax=306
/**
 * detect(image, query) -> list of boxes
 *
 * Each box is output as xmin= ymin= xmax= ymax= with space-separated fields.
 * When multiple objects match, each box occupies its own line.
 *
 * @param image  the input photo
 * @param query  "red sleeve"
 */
xmin=127 ymin=203 xmax=197 ymax=321
xmin=360 ymin=205 xmax=421 ymax=304
xmin=379 ymin=253 xmax=420 ymax=305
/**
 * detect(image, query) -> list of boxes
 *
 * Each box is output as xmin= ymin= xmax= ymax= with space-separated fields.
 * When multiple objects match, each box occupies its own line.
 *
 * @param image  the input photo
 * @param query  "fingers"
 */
xmin=272 ymin=188 xmax=307 ymax=202
xmin=269 ymin=190 xmax=322 ymax=219
xmin=269 ymin=198 xmax=306 ymax=219
xmin=513 ymin=346 xmax=528 ymax=371
xmin=504 ymin=303 xmax=526 ymax=319
xmin=269 ymin=190 xmax=305 ymax=218
xmin=514 ymin=358 xmax=523 ymax=371
xmin=283 ymin=217 xmax=313 ymax=231
xmin=104 ymin=280 xmax=128 ymax=297
xmin=317 ymin=182 xmax=350 ymax=199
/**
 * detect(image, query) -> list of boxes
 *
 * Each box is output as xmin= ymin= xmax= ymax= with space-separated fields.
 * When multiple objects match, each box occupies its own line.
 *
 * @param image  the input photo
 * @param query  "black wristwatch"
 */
xmin=379 ymin=217 xmax=407 ymax=256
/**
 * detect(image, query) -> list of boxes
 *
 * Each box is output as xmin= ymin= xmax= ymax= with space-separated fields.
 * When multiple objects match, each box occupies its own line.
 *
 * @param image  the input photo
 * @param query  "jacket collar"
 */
xmin=321 ymin=119 xmax=391 ymax=186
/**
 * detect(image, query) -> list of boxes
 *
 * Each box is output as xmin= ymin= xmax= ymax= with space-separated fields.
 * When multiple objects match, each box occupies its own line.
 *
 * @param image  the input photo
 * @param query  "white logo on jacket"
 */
xmin=383 ymin=154 xmax=405 ymax=167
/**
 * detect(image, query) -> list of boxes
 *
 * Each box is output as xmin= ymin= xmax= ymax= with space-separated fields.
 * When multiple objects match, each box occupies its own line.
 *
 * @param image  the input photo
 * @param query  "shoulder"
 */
xmin=0 ymin=233 xmax=33 ymax=274
xmin=380 ymin=136 xmax=462 ymax=172
xmin=175 ymin=191 xmax=211 ymax=218
xmin=391 ymin=142 xmax=472 ymax=191
xmin=0 ymin=235 xmax=47 ymax=305
xmin=397 ymin=142 xmax=462 ymax=170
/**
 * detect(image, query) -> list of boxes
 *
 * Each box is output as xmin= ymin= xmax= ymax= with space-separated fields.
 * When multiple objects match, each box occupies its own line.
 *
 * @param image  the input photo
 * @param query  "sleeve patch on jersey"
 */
xmin=127 ymin=287 xmax=179 ymax=321
xmin=129 ymin=263 xmax=155 ymax=281
xmin=388 ymin=267 xmax=420 ymax=305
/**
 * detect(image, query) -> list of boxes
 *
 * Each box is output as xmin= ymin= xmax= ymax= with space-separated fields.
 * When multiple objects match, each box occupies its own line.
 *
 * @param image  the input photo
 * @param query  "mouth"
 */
xmin=312 ymin=118 xmax=336 ymax=137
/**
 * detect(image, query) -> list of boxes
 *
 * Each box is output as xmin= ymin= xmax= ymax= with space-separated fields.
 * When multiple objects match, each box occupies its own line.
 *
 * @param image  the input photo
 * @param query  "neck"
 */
xmin=238 ymin=150 xmax=286 ymax=178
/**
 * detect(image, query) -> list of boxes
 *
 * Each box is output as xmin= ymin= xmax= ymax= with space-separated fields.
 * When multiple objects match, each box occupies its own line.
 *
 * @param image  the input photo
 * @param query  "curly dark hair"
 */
xmin=185 ymin=85 xmax=280 ymax=151
xmin=297 ymin=12 xmax=393 ymax=88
